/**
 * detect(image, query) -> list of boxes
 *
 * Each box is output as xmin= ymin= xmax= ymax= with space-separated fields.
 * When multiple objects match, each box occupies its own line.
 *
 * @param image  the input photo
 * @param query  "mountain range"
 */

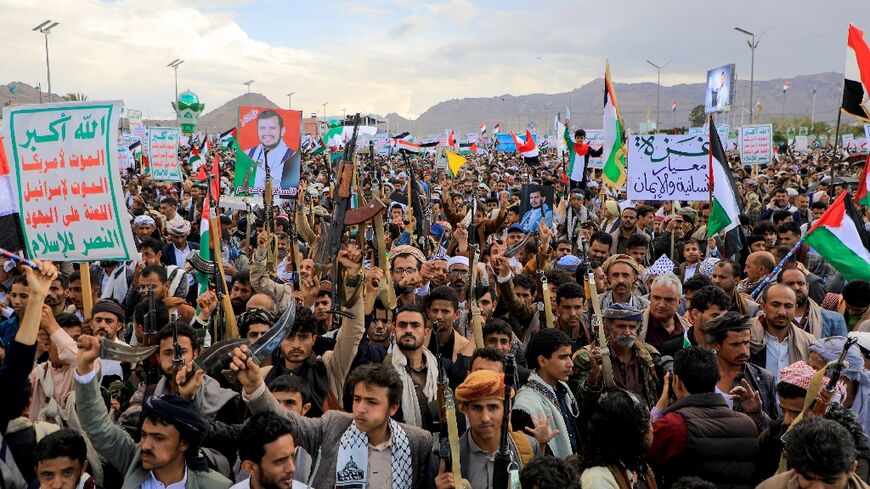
xmin=0 ymin=72 xmax=846 ymax=136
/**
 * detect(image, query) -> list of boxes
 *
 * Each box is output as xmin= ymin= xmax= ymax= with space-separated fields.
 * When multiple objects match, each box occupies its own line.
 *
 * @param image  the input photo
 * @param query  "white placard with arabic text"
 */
xmin=627 ymin=134 xmax=710 ymax=201
xmin=148 ymin=127 xmax=182 ymax=182
xmin=1 ymin=101 xmax=136 ymax=261
xmin=739 ymin=124 xmax=773 ymax=165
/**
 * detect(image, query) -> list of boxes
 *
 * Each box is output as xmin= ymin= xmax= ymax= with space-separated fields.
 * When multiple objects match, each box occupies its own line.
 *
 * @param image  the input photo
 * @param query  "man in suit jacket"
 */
xmin=161 ymin=219 xmax=200 ymax=267
xmin=232 ymin=352 xmax=435 ymax=489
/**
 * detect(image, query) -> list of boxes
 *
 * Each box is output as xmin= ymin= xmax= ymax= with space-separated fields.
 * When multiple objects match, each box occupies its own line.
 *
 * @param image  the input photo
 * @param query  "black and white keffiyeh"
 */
xmin=335 ymin=417 xmax=412 ymax=489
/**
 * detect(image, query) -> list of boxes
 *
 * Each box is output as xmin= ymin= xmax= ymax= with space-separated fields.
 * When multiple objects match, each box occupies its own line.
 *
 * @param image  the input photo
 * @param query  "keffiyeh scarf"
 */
xmin=335 ymin=417 xmax=412 ymax=489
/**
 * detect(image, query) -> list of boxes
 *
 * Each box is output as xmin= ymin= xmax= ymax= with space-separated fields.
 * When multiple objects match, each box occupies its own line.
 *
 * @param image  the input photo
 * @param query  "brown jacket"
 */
xmin=749 ymin=316 xmax=814 ymax=367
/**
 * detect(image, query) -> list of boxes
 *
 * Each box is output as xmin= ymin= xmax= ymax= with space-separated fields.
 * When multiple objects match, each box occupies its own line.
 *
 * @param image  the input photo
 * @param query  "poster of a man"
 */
xmin=518 ymin=184 xmax=554 ymax=233
xmin=705 ymin=64 xmax=734 ymax=113
xmin=236 ymin=106 xmax=301 ymax=196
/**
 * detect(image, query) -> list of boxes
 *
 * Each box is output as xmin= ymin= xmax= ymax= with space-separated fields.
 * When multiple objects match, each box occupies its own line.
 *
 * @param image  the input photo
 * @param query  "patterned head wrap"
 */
xmin=455 ymin=370 xmax=510 ymax=404
xmin=602 ymin=254 xmax=643 ymax=276
xmin=642 ymin=254 xmax=675 ymax=279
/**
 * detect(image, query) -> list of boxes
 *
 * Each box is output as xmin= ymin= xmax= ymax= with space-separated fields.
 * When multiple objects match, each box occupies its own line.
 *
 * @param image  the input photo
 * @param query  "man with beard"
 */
xmin=711 ymin=259 xmax=760 ymax=317
xmin=261 ymin=248 xmax=365 ymax=417
xmin=640 ymin=273 xmax=693 ymax=352
xmin=587 ymin=231 xmax=613 ymax=269
xmin=131 ymin=237 xmax=191 ymax=305
xmin=348 ymin=298 xmax=393 ymax=373
xmin=704 ymin=312 xmax=779 ymax=424
xmin=234 ymin=358 xmax=434 ymax=489
xmin=519 ymin=187 xmax=553 ymax=233
xmin=90 ymin=299 xmax=129 ymax=383
xmin=131 ymin=214 xmax=157 ymax=245
xmin=661 ymin=285 xmax=730 ymax=356
xmin=554 ymin=283 xmax=592 ymax=351
xmin=446 ymin=256 xmax=470 ymax=305
xmin=44 ymin=274 xmax=72 ymax=316
xmin=230 ymin=272 xmax=254 ymax=317
xmin=246 ymin=110 xmax=298 ymax=192
xmin=609 ymin=204 xmax=649 ymax=256
xmin=599 ymin=254 xmax=648 ymax=313
xmin=139 ymin=265 xmax=196 ymax=324
xmin=75 ymin=334 xmax=232 ymax=489
xmin=749 ymin=284 xmax=814 ymax=383
xmin=232 ymin=412 xmax=307 ymax=489
xmin=779 ymin=268 xmax=846 ymax=338
xmin=390 ymin=245 xmax=428 ymax=306
xmin=573 ymin=304 xmax=661 ymax=409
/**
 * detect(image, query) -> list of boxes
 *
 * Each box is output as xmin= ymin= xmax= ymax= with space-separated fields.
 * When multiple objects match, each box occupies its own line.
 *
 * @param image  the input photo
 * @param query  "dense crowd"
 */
xmin=2 ymin=130 xmax=870 ymax=489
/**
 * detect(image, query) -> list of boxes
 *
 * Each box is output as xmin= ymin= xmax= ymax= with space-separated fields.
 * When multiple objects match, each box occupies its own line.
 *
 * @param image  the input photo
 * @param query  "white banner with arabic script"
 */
xmin=1 ymin=101 xmax=136 ymax=261
xmin=627 ymin=134 xmax=710 ymax=201
xmin=148 ymin=127 xmax=182 ymax=182
xmin=739 ymin=124 xmax=773 ymax=165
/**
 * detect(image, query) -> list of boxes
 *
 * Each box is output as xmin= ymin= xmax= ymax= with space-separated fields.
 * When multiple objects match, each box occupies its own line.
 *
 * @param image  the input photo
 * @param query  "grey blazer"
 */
xmin=248 ymin=387 xmax=436 ymax=488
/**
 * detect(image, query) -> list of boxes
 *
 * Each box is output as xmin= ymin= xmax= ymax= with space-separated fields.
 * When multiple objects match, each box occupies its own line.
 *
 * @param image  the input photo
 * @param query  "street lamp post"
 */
xmin=287 ymin=92 xmax=295 ymax=110
xmin=735 ymin=27 xmax=760 ymax=123
xmin=32 ymin=20 xmax=59 ymax=103
xmin=646 ymin=59 xmax=670 ymax=133
xmin=167 ymin=59 xmax=184 ymax=102
xmin=243 ymin=80 xmax=255 ymax=94
xmin=810 ymin=86 xmax=817 ymax=132
xmin=342 ymin=107 xmax=347 ymax=120
xmin=322 ymin=103 xmax=329 ymax=136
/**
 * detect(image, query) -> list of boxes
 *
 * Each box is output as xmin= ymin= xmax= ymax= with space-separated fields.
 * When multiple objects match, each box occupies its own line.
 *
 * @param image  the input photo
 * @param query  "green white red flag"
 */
xmin=804 ymin=191 xmax=870 ymax=281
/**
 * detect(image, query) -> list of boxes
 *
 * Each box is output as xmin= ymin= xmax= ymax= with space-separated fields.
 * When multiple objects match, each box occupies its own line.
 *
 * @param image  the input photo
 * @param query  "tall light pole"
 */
xmin=810 ymin=86 xmax=817 ymax=132
xmin=735 ymin=27 xmax=760 ymax=123
xmin=286 ymin=92 xmax=294 ymax=110
xmin=167 ymin=59 xmax=184 ymax=102
xmin=646 ymin=59 xmax=670 ymax=132
xmin=243 ymin=80 xmax=255 ymax=94
xmin=33 ymin=20 xmax=59 ymax=103
xmin=342 ymin=107 xmax=347 ymax=120
xmin=322 ymin=102 xmax=329 ymax=136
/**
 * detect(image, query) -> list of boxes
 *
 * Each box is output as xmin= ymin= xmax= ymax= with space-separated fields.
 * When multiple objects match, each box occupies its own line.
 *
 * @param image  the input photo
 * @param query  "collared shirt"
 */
xmin=140 ymin=466 xmax=188 ymax=489
xmin=367 ymin=438 xmax=392 ymax=489
xmin=683 ymin=262 xmax=699 ymax=279
xmin=766 ymin=333 xmax=790 ymax=383
xmin=174 ymin=244 xmax=191 ymax=269
xmin=467 ymin=433 xmax=497 ymax=489
xmin=611 ymin=352 xmax=644 ymax=399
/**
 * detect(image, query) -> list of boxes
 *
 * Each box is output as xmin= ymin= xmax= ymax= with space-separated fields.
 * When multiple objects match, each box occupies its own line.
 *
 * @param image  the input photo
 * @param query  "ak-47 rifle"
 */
xmin=370 ymin=143 xmax=397 ymax=310
xmin=810 ymin=337 xmax=858 ymax=416
xmin=404 ymin=153 xmax=429 ymax=256
xmin=205 ymin=169 xmax=239 ymax=340
xmin=586 ymin=268 xmax=614 ymax=388
xmin=262 ymin=152 xmax=280 ymax=278
xmin=537 ymin=235 xmax=555 ymax=329
xmin=468 ymin=244 xmax=484 ymax=348
xmin=324 ymin=114 xmax=362 ymax=318
xmin=287 ymin=197 xmax=303 ymax=289
xmin=142 ymin=284 xmax=160 ymax=385
xmin=433 ymin=321 xmax=472 ymax=489
xmin=492 ymin=354 xmax=516 ymax=489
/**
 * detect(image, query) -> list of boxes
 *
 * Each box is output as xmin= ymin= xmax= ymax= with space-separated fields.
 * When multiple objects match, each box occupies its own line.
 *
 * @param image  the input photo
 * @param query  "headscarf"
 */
xmin=809 ymin=336 xmax=870 ymax=435
xmin=92 ymin=300 xmax=126 ymax=323
xmin=142 ymin=394 xmax=208 ymax=446
xmin=602 ymin=303 xmax=643 ymax=321
xmin=700 ymin=257 xmax=720 ymax=277
xmin=167 ymin=219 xmax=191 ymax=237
xmin=602 ymin=254 xmax=644 ymax=277
xmin=447 ymin=256 xmax=469 ymax=269
xmin=642 ymin=254 xmax=674 ymax=279
xmin=390 ymin=245 xmax=425 ymax=265
xmin=455 ymin=370 xmax=510 ymax=405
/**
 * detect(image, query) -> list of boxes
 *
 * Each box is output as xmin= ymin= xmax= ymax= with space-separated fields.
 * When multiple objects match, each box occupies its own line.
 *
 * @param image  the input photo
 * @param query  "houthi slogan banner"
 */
xmin=627 ymin=134 xmax=709 ymax=201
xmin=739 ymin=124 xmax=773 ymax=165
xmin=148 ymin=127 xmax=182 ymax=181
xmin=233 ymin=106 xmax=302 ymax=197
xmin=2 ymin=101 xmax=136 ymax=261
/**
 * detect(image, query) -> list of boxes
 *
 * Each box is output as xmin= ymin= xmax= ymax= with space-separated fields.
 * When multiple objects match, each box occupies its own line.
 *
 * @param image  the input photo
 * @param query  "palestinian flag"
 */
xmin=602 ymin=60 xmax=627 ymax=188
xmin=188 ymin=144 xmax=203 ymax=170
xmin=129 ymin=140 xmax=142 ymax=160
xmin=843 ymin=24 xmax=870 ymax=122
xmin=480 ymin=122 xmax=486 ymax=134
xmin=196 ymin=153 xmax=222 ymax=295
xmin=232 ymin=139 xmax=259 ymax=195
xmin=141 ymin=153 xmax=150 ymax=175
xmin=856 ymin=155 xmax=870 ymax=206
xmin=804 ymin=191 xmax=870 ymax=281
xmin=220 ymin=128 xmax=236 ymax=149
xmin=397 ymin=139 xmax=422 ymax=153
xmin=707 ymin=116 xmax=747 ymax=259
xmin=459 ymin=141 xmax=476 ymax=155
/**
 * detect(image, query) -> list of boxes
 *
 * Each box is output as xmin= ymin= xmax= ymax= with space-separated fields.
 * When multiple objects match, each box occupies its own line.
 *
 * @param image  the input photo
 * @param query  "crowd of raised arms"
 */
xmin=5 ymin=132 xmax=870 ymax=489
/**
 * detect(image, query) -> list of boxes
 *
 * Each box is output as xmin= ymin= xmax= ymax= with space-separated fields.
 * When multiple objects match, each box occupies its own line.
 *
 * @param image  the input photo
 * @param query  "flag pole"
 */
xmin=831 ymin=109 xmax=842 ymax=183
xmin=708 ymin=114 xmax=714 ymax=211
xmin=749 ymin=239 xmax=804 ymax=299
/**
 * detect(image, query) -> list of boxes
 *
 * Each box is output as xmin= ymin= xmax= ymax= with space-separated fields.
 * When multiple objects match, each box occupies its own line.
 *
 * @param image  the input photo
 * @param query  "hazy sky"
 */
xmin=2 ymin=0 xmax=868 ymax=120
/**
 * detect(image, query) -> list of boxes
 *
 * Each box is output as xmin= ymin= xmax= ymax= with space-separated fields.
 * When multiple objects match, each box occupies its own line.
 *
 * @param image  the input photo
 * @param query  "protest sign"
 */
xmin=794 ymin=135 xmax=809 ymax=153
xmin=688 ymin=127 xmax=704 ymax=136
xmin=857 ymin=137 xmax=869 ymax=154
xmin=627 ymin=134 xmax=709 ymax=201
xmin=739 ymin=124 xmax=773 ymax=165
xmin=148 ymin=127 xmax=182 ymax=182
xmin=2 ymin=101 xmax=136 ymax=261
xmin=843 ymin=134 xmax=856 ymax=152
xmin=583 ymin=130 xmax=605 ymax=169
xmin=234 ymin=106 xmax=301 ymax=196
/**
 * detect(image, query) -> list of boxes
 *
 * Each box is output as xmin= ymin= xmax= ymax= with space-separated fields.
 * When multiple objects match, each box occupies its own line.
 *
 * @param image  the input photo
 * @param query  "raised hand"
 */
xmin=229 ymin=345 xmax=263 ymax=395
xmin=76 ymin=335 xmax=102 ymax=375
xmin=22 ymin=259 xmax=59 ymax=298
xmin=525 ymin=412 xmax=560 ymax=446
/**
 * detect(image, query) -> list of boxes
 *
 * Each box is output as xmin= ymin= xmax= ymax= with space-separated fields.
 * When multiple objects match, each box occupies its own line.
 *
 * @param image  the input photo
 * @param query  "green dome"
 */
xmin=177 ymin=90 xmax=200 ymax=105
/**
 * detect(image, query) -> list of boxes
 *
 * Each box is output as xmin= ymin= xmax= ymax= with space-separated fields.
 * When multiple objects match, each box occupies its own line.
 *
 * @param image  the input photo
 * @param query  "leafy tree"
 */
xmin=688 ymin=105 xmax=706 ymax=127
xmin=63 ymin=92 xmax=88 ymax=102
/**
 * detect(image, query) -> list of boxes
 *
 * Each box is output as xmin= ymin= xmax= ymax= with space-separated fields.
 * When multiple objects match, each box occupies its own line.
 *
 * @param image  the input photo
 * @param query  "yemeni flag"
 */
xmin=707 ymin=116 xmax=747 ymax=259
xmin=602 ymin=60 xmax=627 ymax=189
xmin=843 ymin=24 xmax=870 ymax=122
xmin=804 ymin=191 xmax=870 ymax=281
xmin=196 ymin=153 xmax=222 ymax=294
xmin=480 ymin=122 xmax=486 ymax=134
xmin=783 ymin=81 xmax=791 ymax=93
xmin=856 ymin=155 xmax=870 ymax=206
xmin=220 ymin=128 xmax=236 ymax=149
xmin=510 ymin=130 xmax=539 ymax=163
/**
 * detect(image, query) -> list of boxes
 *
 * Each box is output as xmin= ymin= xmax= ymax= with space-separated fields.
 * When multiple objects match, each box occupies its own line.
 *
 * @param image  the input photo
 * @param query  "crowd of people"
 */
xmin=2 ymin=128 xmax=870 ymax=489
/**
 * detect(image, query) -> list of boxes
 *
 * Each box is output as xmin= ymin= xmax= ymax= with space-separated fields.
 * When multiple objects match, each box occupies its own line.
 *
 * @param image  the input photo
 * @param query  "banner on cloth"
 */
xmin=148 ymin=127 xmax=182 ymax=181
xmin=582 ymin=130 xmax=605 ymax=169
xmin=2 ymin=101 xmax=136 ymax=261
xmin=627 ymin=134 xmax=709 ymax=201
xmin=794 ymin=135 xmax=809 ymax=153
xmin=739 ymin=124 xmax=773 ymax=165
xmin=234 ymin=106 xmax=301 ymax=196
